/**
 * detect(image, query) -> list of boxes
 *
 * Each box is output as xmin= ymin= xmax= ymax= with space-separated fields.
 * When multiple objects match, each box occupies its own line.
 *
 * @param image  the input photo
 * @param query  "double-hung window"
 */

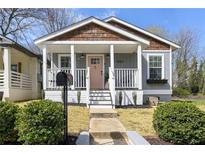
xmin=148 ymin=54 xmax=164 ymax=79
xmin=58 ymin=54 xmax=71 ymax=69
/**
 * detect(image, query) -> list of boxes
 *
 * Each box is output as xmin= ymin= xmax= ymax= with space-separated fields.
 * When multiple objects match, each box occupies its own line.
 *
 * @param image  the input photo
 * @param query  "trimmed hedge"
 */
xmin=0 ymin=102 xmax=19 ymax=144
xmin=153 ymin=102 xmax=205 ymax=144
xmin=16 ymin=100 xmax=64 ymax=144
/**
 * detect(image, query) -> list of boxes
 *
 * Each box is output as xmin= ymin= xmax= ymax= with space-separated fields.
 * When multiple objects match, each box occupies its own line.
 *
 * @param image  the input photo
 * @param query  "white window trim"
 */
xmin=147 ymin=53 xmax=165 ymax=79
xmin=58 ymin=54 xmax=71 ymax=69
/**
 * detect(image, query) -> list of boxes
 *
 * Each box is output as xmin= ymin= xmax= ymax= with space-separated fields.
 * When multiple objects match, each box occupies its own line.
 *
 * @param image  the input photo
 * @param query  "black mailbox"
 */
xmin=56 ymin=71 xmax=68 ymax=86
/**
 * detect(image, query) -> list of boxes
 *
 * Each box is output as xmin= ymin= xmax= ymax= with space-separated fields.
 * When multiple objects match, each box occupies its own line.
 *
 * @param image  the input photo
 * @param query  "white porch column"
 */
xmin=110 ymin=44 xmax=115 ymax=107
xmin=51 ymin=52 xmax=54 ymax=71
xmin=42 ymin=45 xmax=47 ymax=91
xmin=137 ymin=44 xmax=142 ymax=90
xmin=110 ymin=45 xmax=114 ymax=71
xmin=137 ymin=44 xmax=143 ymax=105
xmin=3 ymin=47 xmax=11 ymax=100
xmin=70 ymin=45 xmax=75 ymax=90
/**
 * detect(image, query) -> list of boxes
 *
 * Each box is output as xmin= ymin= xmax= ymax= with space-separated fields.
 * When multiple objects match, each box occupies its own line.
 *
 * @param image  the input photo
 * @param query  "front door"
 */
xmin=88 ymin=55 xmax=104 ymax=90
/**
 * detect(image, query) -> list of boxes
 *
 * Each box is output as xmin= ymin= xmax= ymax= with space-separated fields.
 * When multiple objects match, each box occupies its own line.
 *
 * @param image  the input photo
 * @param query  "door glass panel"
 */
xmin=91 ymin=58 xmax=100 ymax=64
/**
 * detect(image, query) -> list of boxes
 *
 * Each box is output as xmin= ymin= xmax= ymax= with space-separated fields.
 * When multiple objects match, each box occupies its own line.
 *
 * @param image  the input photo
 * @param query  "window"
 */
xmin=91 ymin=58 xmax=100 ymax=64
xmin=11 ymin=64 xmax=18 ymax=72
xmin=148 ymin=55 xmax=164 ymax=79
xmin=59 ymin=55 xmax=70 ymax=68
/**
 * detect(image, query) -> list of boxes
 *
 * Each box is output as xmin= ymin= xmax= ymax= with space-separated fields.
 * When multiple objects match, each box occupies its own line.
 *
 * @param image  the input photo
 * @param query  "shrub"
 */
xmin=0 ymin=102 xmax=19 ymax=144
xmin=190 ymin=86 xmax=199 ymax=95
xmin=77 ymin=91 xmax=81 ymax=104
xmin=173 ymin=87 xmax=191 ymax=97
xmin=16 ymin=100 xmax=64 ymax=144
xmin=119 ymin=91 xmax=122 ymax=106
xmin=153 ymin=102 xmax=205 ymax=144
xmin=132 ymin=92 xmax=137 ymax=105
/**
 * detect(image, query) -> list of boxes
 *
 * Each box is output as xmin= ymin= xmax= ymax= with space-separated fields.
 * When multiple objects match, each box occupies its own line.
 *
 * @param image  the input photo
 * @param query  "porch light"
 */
xmin=106 ymin=53 xmax=110 ymax=58
xmin=80 ymin=54 xmax=85 ymax=59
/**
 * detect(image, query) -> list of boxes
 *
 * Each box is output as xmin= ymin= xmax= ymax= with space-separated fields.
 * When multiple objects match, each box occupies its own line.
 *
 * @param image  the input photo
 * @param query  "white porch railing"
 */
xmin=47 ymin=68 xmax=87 ymax=89
xmin=115 ymin=68 xmax=138 ymax=88
xmin=75 ymin=69 xmax=86 ymax=88
xmin=10 ymin=71 xmax=32 ymax=89
xmin=0 ymin=70 xmax=4 ymax=88
xmin=47 ymin=68 xmax=71 ymax=89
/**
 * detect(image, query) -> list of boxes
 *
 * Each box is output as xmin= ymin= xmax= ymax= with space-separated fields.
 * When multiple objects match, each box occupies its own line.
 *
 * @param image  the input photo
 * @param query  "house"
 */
xmin=0 ymin=35 xmax=42 ymax=101
xmin=35 ymin=16 xmax=180 ymax=108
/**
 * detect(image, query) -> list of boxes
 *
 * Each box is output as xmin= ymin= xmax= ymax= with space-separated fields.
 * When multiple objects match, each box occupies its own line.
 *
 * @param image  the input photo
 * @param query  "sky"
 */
xmin=76 ymin=8 xmax=205 ymax=54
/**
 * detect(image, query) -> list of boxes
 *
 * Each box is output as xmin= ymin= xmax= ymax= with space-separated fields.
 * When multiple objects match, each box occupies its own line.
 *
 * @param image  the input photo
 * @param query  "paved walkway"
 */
xmin=89 ymin=108 xmax=129 ymax=145
xmin=76 ymin=108 xmax=150 ymax=145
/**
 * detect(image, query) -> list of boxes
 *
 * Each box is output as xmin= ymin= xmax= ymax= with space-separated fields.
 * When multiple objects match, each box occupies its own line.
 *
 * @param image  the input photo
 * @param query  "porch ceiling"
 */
xmin=47 ymin=44 xmax=139 ymax=53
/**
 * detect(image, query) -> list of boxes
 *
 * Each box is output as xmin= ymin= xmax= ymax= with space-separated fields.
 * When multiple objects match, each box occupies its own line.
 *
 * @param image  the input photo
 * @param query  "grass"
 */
xmin=190 ymin=99 xmax=205 ymax=111
xmin=68 ymin=106 xmax=89 ymax=136
xmin=116 ymin=108 xmax=156 ymax=137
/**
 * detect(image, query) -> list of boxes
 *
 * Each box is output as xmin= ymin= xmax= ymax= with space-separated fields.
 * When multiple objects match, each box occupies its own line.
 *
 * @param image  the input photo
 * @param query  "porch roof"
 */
xmin=46 ymin=43 xmax=139 ymax=53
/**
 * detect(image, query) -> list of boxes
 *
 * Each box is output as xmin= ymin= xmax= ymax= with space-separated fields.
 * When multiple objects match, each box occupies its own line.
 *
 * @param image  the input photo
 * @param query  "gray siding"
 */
xmin=114 ymin=53 xmax=137 ymax=68
xmin=76 ymin=53 xmax=86 ymax=68
xmin=142 ymin=51 xmax=171 ymax=90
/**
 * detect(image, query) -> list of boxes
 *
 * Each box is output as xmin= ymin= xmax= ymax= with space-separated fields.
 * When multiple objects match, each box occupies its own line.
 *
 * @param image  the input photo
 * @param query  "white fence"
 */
xmin=0 ymin=70 xmax=4 ymax=88
xmin=10 ymin=71 xmax=32 ymax=89
xmin=115 ymin=68 xmax=138 ymax=88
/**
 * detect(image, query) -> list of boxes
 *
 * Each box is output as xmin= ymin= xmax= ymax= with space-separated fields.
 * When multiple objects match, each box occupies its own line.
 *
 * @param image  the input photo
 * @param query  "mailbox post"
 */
xmin=56 ymin=71 xmax=73 ymax=144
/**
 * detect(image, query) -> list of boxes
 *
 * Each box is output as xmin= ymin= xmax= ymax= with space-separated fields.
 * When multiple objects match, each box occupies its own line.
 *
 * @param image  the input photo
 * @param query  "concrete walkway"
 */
xmin=76 ymin=108 xmax=150 ymax=145
xmin=89 ymin=108 xmax=129 ymax=145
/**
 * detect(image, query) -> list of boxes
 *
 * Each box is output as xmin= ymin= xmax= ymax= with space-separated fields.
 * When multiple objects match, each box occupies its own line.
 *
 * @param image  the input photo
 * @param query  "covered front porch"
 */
xmin=44 ymin=42 xmax=142 ymax=89
xmin=42 ymin=41 xmax=143 ymax=105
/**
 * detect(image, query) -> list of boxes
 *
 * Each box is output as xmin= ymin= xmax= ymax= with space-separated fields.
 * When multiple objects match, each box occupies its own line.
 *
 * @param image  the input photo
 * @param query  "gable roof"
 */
xmin=34 ymin=17 xmax=150 ymax=45
xmin=104 ymin=16 xmax=181 ymax=50
xmin=0 ymin=35 xmax=39 ymax=58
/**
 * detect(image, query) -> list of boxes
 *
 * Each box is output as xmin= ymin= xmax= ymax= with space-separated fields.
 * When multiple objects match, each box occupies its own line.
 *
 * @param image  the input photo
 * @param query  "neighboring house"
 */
xmin=35 ymin=16 xmax=180 ymax=108
xmin=0 ymin=35 xmax=42 ymax=101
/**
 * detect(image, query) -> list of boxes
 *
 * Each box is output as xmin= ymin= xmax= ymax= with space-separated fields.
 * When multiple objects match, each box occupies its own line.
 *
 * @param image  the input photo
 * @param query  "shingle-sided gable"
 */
xmin=107 ymin=20 xmax=170 ymax=50
xmin=48 ymin=23 xmax=133 ymax=41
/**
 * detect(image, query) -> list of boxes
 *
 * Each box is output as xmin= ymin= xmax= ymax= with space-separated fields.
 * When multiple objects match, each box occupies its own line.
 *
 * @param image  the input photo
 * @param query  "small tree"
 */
xmin=188 ymin=56 xmax=199 ymax=94
xmin=198 ymin=60 xmax=204 ymax=94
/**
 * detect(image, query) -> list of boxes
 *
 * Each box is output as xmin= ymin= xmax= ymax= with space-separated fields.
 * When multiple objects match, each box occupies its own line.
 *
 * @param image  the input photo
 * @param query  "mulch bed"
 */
xmin=144 ymin=136 xmax=173 ymax=145
xmin=67 ymin=103 xmax=87 ymax=107
xmin=115 ymin=105 xmax=152 ymax=108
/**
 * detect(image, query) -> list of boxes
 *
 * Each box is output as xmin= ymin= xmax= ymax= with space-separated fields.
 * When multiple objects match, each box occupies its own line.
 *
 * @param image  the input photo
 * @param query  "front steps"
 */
xmin=89 ymin=91 xmax=114 ymax=108
xmin=89 ymin=108 xmax=129 ymax=145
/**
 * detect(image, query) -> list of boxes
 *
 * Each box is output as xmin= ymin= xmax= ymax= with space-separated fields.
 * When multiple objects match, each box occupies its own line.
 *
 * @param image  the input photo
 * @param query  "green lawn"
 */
xmin=116 ymin=108 xmax=156 ymax=137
